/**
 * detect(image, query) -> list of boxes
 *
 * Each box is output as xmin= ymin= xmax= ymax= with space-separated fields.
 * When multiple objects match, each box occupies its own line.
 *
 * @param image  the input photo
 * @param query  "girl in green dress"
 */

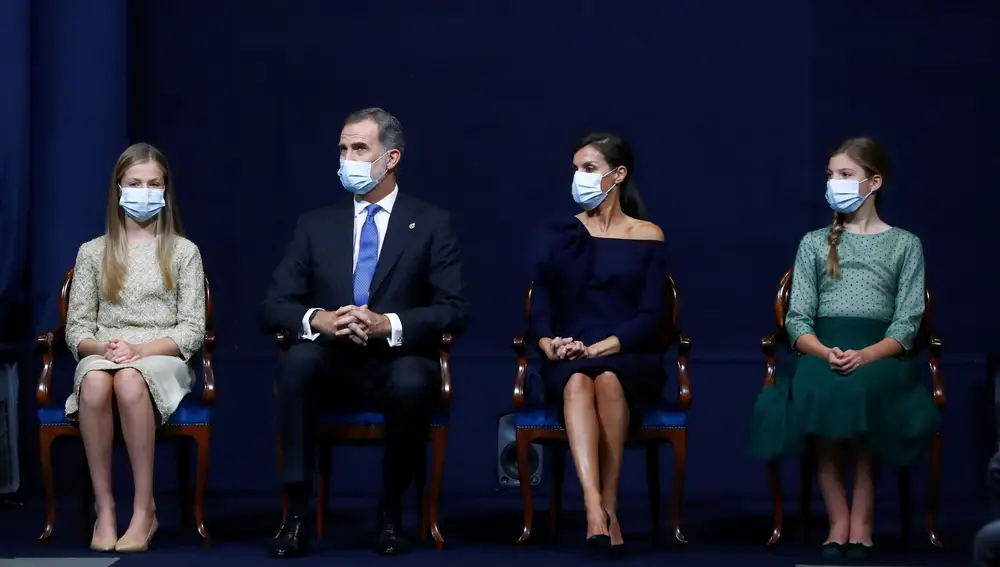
xmin=749 ymin=137 xmax=939 ymax=559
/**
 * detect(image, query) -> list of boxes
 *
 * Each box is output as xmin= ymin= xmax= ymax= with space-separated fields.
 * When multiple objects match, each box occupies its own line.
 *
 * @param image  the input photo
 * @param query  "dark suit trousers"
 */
xmin=277 ymin=340 xmax=440 ymax=514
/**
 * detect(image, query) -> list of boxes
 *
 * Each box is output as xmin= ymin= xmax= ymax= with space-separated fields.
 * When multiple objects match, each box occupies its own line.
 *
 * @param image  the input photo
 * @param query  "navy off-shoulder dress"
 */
xmin=529 ymin=217 xmax=669 ymax=431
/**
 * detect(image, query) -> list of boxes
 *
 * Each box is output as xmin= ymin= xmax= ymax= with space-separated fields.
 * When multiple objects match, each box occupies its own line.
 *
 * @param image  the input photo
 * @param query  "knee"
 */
xmin=112 ymin=368 xmax=148 ymax=406
xmin=278 ymin=343 xmax=325 ymax=396
xmin=594 ymin=371 xmax=624 ymax=402
xmin=975 ymin=521 xmax=1000 ymax=564
xmin=385 ymin=356 xmax=437 ymax=405
xmin=563 ymin=373 xmax=594 ymax=403
xmin=80 ymin=371 xmax=113 ymax=408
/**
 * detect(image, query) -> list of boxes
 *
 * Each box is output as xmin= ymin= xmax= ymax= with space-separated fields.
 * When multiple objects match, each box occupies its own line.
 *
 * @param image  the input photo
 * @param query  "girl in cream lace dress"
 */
xmin=64 ymin=143 xmax=205 ymax=553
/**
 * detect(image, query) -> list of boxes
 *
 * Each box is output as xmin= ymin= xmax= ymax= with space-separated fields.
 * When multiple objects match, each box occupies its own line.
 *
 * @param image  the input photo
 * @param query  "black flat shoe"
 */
xmin=820 ymin=542 xmax=844 ymax=559
xmin=845 ymin=542 xmax=872 ymax=559
xmin=268 ymin=516 xmax=311 ymax=558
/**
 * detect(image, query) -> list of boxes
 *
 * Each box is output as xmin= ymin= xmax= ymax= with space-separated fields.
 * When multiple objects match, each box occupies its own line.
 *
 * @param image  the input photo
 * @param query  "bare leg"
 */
xmin=817 ymin=438 xmax=850 ymax=544
xmin=78 ymin=371 xmax=117 ymax=544
xmin=563 ymin=373 xmax=607 ymax=538
xmin=594 ymin=372 xmax=628 ymax=546
xmin=113 ymin=368 xmax=158 ymax=545
xmin=848 ymin=439 xmax=875 ymax=545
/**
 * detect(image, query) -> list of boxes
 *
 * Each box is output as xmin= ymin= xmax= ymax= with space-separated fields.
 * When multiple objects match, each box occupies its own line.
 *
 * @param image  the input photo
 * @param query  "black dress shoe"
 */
xmin=820 ymin=542 xmax=844 ymax=559
xmin=375 ymin=512 xmax=410 ymax=555
xmin=268 ymin=516 xmax=311 ymax=558
xmin=845 ymin=542 xmax=872 ymax=559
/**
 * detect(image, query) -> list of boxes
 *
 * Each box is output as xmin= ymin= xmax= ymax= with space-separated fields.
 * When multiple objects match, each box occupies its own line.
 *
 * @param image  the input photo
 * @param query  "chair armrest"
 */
xmin=761 ymin=331 xmax=779 ymax=390
xmin=201 ymin=329 xmax=217 ymax=404
xmin=512 ymin=334 xmax=528 ymax=410
xmin=36 ymin=326 xmax=65 ymax=406
xmin=928 ymin=335 xmax=945 ymax=407
xmin=675 ymin=331 xmax=692 ymax=411
xmin=438 ymin=332 xmax=453 ymax=409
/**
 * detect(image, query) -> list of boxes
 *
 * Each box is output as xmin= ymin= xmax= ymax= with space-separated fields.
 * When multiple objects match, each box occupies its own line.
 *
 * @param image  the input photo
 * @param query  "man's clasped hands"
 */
xmin=310 ymin=304 xmax=390 ymax=346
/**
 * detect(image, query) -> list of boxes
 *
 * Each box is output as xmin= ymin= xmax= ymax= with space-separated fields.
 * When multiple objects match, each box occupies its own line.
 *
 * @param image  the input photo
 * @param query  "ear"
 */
xmin=385 ymin=149 xmax=401 ymax=171
xmin=613 ymin=165 xmax=627 ymax=185
xmin=869 ymin=174 xmax=883 ymax=191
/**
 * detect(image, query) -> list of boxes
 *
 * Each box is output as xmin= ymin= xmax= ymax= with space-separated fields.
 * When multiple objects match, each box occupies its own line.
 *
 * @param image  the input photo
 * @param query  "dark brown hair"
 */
xmin=826 ymin=137 xmax=891 ymax=277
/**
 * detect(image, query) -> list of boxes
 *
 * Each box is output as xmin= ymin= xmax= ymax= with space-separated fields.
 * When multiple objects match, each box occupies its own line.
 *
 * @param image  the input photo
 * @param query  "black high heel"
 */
xmin=585 ymin=511 xmax=612 ymax=554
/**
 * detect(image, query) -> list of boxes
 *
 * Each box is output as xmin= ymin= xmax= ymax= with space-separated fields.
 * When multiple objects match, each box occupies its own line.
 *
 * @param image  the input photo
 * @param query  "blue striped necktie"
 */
xmin=353 ymin=203 xmax=381 ymax=306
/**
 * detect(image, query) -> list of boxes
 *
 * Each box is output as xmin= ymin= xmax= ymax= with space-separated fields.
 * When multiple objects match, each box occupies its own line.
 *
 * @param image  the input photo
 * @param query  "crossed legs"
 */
xmin=816 ymin=438 xmax=875 ymax=546
xmin=563 ymin=371 xmax=629 ymax=545
xmin=78 ymin=368 xmax=158 ymax=549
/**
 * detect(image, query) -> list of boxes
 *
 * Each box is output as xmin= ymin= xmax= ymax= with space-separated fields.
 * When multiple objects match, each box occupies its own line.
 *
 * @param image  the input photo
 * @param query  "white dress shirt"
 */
xmin=300 ymin=186 xmax=404 ymax=346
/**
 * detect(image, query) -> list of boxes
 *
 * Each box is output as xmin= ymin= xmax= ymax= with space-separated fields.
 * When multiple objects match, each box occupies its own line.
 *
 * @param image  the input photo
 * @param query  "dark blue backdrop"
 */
xmin=2 ymin=0 xmax=998 ymax=517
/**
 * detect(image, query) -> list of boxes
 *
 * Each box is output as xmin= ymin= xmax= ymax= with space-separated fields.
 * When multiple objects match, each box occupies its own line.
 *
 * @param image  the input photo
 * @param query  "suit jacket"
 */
xmin=261 ymin=192 xmax=469 ymax=358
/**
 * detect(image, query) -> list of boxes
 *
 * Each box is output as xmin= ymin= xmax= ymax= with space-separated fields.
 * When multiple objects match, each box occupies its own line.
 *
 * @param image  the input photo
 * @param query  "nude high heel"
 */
xmin=90 ymin=521 xmax=117 ymax=553
xmin=114 ymin=516 xmax=158 ymax=553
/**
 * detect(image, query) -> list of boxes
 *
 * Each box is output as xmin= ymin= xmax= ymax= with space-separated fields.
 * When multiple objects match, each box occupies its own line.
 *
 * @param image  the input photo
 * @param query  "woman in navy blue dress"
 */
xmin=528 ymin=132 xmax=668 ymax=551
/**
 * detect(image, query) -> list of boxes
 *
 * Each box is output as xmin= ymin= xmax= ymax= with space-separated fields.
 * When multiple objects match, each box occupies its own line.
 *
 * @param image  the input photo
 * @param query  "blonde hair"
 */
xmin=825 ymin=137 xmax=890 ymax=277
xmin=101 ymin=143 xmax=186 ymax=302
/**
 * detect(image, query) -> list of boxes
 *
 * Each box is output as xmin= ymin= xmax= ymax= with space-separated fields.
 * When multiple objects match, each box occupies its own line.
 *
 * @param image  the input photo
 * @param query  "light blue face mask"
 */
xmin=825 ymin=177 xmax=872 ymax=213
xmin=571 ymin=170 xmax=617 ymax=211
xmin=338 ymin=151 xmax=390 ymax=195
xmin=119 ymin=187 xmax=166 ymax=222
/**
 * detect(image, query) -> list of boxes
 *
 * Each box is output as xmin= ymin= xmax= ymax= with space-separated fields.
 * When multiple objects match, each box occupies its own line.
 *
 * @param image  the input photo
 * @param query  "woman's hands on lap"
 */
xmin=541 ymin=337 xmax=588 ymax=361
xmin=826 ymin=346 xmax=867 ymax=375
xmin=105 ymin=338 xmax=142 ymax=364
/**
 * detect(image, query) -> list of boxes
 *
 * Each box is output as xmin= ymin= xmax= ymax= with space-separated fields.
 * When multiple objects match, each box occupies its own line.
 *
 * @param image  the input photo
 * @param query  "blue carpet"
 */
xmin=0 ymin=493 xmax=983 ymax=566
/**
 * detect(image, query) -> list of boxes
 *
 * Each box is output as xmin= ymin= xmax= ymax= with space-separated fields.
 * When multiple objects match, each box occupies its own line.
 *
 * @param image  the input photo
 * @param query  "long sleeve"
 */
xmin=396 ymin=211 xmax=470 ymax=345
xmin=884 ymin=236 xmax=925 ymax=352
xmin=527 ymin=244 xmax=554 ymax=341
xmin=785 ymin=234 xmax=819 ymax=349
xmin=610 ymin=244 xmax=667 ymax=351
xmin=165 ymin=243 xmax=206 ymax=361
xmin=65 ymin=244 xmax=100 ymax=362
xmin=261 ymin=214 xmax=314 ymax=333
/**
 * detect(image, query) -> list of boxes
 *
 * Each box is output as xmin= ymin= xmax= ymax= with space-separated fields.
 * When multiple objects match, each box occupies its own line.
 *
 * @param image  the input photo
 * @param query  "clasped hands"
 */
xmin=826 ymin=346 xmax=867 ymax=375
xmin=311 ymin=304 xmax=389 ymax=346
xmin=103 ymin=338 xmax=141 ymax=364
xmin=543 ymin=336 xmax=594 ymax=361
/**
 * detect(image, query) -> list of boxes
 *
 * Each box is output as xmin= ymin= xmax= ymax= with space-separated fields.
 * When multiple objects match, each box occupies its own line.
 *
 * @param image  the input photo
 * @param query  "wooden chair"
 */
xmin=36 ymin=267 xmax=216 ymax=545
xmin=511 ymin=276 xmax=692 ymax=544
xmin=273 ymin=331 xmax=453 ymax=550
xmin=761 ymin=267 xmax=944 ymax=548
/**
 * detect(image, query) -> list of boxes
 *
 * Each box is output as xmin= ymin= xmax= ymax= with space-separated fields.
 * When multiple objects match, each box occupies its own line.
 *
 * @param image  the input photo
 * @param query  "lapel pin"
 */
xmin=409 ymin=223 xmax=415 ymax=230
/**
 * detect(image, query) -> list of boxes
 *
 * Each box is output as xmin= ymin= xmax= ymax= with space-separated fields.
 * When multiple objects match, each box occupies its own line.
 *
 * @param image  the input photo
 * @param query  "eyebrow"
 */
xmin=339 ymin=141 xmax=370 ymax=151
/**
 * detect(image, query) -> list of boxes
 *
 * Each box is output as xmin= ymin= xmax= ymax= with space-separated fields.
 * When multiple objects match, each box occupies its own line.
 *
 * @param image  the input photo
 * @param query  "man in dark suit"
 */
xmin=261 ymin=107 xmax=469 ymax=557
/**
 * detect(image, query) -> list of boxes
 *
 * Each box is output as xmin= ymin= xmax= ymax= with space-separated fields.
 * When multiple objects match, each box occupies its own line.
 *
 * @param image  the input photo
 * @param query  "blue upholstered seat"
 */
xmin=37 ymin=400 xmax=212 ymax=427
xmin=318 ymin=410 xmax=450 ymax=427
xmin=514 ymin=399 xmax=685 ymax=430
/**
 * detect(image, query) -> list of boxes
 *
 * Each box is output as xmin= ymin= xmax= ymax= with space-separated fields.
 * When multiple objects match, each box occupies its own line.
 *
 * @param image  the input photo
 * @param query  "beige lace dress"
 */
xmin=64 ymin=236 xmax=206 ymax=426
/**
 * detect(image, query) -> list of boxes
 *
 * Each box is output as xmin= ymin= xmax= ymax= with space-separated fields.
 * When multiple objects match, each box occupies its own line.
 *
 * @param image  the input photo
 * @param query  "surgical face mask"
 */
xmin=119 ymin=186 xmax=166 ymax=222
xmin=571 ymin=170 xmax=617 ymax=211
xmin=339 ymin=151 xmax=390 ymax=195
xmin=825 ymin=177 xmax=872 ymax=213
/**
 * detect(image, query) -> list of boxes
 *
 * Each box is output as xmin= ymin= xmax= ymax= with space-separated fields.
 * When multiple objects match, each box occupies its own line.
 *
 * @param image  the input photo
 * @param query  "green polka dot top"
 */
xmin=785 ymin=226 xmax=925 ymax=352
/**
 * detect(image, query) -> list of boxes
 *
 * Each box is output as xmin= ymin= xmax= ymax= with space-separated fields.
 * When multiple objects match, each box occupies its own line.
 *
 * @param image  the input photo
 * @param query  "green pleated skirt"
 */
xmin=748 ymin=317 xmax=940 ymax=467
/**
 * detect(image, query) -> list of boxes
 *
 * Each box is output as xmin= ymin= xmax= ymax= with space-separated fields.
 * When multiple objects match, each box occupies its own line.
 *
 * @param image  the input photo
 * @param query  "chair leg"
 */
xmin=428 ymin=426 xmax=448 ymax=550
xmin=898 ymin=469 xmax=912 ymax=546
xmin=548 ymin=447 xmax=564 ymax=538
xmin=644 ymin=443 xmax=661 ymax=537
xmin=316 ymin=445 xmax=331 ymax=540
xmin=926 ymin=432 xmax=943 ymax=548
xmin=192 ymin=427 xmax=211 ymax=545
xmin=798 ymin=449 xmax=814 ymax=543
xmin=177 ymin=437 xmax=193 ymax=529
xmin=415 ymin=447 xmax=427 ymax=541
xmin=515 ymin=429 xmax=535 ymax=544
xmin=670 ymin=431 xmax=688 ymax=544
xmin=277 ymin=435 xmax=287 ymax=523
xmin=766 ymin=460 xmax=783 ymax=546
xmin=38 ymin=428 xmax=58 ymax=541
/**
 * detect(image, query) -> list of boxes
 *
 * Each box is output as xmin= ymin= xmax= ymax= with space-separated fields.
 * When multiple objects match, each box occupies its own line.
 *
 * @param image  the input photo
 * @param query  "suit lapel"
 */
xmin=370 ymin=194 xmax=413 ymax=299
xmin=334 ymin=206 xmax=356 ymax=307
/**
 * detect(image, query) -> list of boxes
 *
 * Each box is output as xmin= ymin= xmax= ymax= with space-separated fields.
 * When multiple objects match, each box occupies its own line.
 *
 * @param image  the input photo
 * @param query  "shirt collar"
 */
xmin=354 ymin=185 xmax=398 ymax=217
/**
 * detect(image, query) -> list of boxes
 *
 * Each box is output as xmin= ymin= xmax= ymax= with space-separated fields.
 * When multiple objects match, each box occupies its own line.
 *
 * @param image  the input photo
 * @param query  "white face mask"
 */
xmin=338 ymin=151 xmax=390 ymax=195
xmin=119 ymin=186 xmax=166 ymax=222
xmin=825 ymin=177 xmax=872 ymax=213
xmin=571 ymin=170 xmax=617 ymax=211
